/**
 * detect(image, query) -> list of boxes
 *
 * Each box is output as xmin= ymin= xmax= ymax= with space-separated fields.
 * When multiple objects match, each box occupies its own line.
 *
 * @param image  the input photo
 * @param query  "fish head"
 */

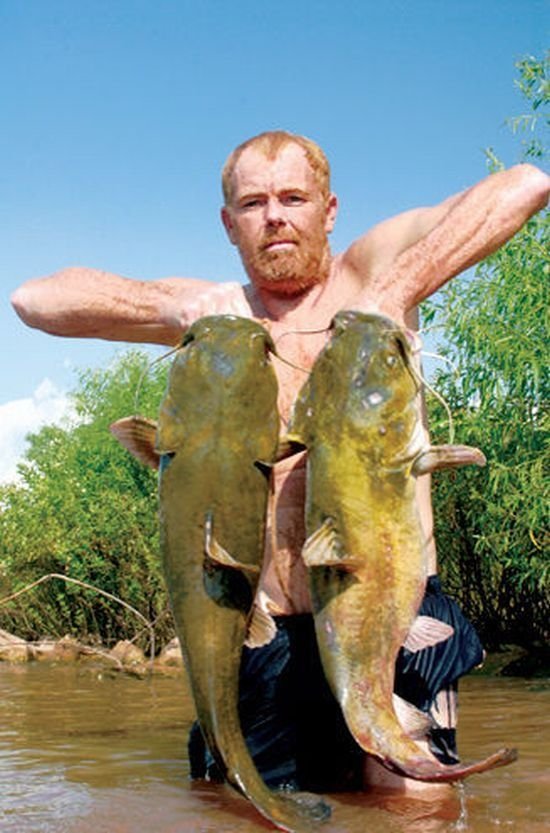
xmin=179 ymin=314 xmax=276 ymax=356
xmin=290 ymin=311 xmax=422 ymax=464
xmin=332 ymin=311 xmax=422 ymax=460
xmin=158 ymin=315 xmax=279 ymax=454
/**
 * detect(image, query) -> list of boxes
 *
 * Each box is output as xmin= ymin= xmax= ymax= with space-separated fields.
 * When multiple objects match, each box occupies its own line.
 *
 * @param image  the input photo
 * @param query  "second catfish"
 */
xmin=287 ymin=310 xmax=517 ymax=782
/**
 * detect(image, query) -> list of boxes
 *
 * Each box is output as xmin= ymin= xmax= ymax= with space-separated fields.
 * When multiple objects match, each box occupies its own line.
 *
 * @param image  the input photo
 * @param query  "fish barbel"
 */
xmin=111 ymin=315 xmax=330 ymax=832
xmin=286 ymin=310 xmax=517 ymax=782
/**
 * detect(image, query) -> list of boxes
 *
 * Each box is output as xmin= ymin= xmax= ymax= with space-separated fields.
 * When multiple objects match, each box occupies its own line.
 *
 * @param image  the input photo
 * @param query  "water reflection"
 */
xmin=0 ymin=663 xmax=548 ymax=832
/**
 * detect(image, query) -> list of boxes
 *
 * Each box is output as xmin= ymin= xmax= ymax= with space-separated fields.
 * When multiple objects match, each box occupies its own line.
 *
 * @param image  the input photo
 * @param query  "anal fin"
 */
xmin=403 ymin=615 xmax=454 ymax=653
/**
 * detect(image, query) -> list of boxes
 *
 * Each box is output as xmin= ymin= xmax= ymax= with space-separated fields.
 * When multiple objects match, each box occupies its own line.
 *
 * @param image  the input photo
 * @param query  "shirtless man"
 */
xmin=11 ymin=131 xmax=549 ymax=792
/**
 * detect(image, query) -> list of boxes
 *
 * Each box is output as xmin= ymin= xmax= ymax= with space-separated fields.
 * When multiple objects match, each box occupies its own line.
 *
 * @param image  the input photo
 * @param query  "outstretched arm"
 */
xmin=340 ymin=163 xmax=548 ymax=576
xmin=11 ymin=267 xmax=248 ymax=346
xmin=342 ymin=163 xmax=549 ymax=320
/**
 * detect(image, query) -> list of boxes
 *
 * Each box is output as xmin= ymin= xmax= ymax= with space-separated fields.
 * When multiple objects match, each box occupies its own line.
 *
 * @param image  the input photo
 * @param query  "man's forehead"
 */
xmin=230 ymin=143 xmax=316 ymax=193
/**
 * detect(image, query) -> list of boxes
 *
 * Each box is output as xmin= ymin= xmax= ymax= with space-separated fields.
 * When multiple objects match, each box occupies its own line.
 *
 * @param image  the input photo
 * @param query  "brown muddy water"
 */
xmin=0 ymin=663 xmax=548 ymax=833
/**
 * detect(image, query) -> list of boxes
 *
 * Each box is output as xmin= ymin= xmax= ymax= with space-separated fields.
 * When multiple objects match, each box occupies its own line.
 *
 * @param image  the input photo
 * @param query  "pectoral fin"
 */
xmin=275 ymin=435 xmax=307 ymax=463
xmin=254 ymin=460 xmax=273 ymax=479
xmin=109 ymin=416 xmax=160 ymax=469
xmin=302 ymin=518 xmax=360 ymax=571
xmin=403 ymin=615 xmax=454 ymax=653
xmin=412 ymin=444 xmax=486 ymax=476
xmin=204 ymin=513 xmax=260 ymax=576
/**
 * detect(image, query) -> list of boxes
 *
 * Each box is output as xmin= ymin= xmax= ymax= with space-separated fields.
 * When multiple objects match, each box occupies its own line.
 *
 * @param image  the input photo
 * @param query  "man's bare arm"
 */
xmin=343 ymin=163 xmax=549 ymax=319
xmin=11 ymin=267 xmax=248 ymax=345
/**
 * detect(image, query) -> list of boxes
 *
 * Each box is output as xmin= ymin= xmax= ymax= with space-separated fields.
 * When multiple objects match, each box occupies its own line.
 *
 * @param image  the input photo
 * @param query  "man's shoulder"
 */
xmin=185 ymin=279 xmax=254 ymax=321
xmin=217 ymin=281 xmax=253 ymax=316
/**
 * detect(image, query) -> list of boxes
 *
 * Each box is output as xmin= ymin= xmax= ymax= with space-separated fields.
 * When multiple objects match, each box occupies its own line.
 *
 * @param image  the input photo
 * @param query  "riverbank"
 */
xmin=1 ymin=626 xmax=548 ymax=680
xmin=471 ymin=643 xmax=550 ymax=679
xmin=0 ymin=627 xmax=183 ymax=676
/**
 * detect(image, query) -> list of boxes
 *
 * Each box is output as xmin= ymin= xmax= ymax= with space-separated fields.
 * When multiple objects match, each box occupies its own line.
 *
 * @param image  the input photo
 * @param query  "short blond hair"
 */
xmin=221 ymin=130 xmax=331 ymax=205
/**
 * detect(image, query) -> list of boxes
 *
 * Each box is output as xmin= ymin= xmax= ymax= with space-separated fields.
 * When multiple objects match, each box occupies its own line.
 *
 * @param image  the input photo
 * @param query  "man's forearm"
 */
xmin=11 ymin=267 xmax=209 ymax=345
xmin=375 ymin=163 xmax=549 ymax=313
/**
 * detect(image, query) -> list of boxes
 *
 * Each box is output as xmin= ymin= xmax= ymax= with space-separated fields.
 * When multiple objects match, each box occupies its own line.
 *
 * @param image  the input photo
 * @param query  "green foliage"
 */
xmin=422 ymin=54 xmax=549 ymax=649
xmin=0 ymin=350 xmax=173 ymax=648
xmin=507 ymin=51 xmax=549 ymax=160
xmin=1 ymin=55 xmax=547 ymax=656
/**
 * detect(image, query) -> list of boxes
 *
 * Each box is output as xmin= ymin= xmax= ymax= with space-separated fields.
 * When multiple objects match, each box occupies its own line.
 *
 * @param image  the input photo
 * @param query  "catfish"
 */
xmin=286 ymin=310 xmax=517 ymax=783
xmin=112 ymin=315 xmax=330 ymax=832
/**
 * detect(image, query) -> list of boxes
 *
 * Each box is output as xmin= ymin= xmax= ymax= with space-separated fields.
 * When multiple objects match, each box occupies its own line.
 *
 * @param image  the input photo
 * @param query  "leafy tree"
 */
xmin=422 ymin=53 xmax=549 ymax=649
xmin=2 ymin=55 xmax=547 ymax=654
xmin=0 ymin=350 xmax=172 ymax=647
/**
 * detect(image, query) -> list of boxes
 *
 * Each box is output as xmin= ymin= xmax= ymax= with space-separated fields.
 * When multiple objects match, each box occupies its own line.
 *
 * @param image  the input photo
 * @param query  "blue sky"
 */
xmin=0 ymin=0 xmax=548 ymax=480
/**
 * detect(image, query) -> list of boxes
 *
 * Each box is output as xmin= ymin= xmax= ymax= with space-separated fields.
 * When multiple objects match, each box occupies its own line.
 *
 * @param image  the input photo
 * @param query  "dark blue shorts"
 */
xmin=188 ymin=575 xmax=484 ymax=790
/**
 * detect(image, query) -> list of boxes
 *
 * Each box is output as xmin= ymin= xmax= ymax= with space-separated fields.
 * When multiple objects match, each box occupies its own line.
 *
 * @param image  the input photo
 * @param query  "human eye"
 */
xmin=282 ymin=192 xmax=306 ymax=206
xmin=239 ymin=195 xmax=264 ymax=210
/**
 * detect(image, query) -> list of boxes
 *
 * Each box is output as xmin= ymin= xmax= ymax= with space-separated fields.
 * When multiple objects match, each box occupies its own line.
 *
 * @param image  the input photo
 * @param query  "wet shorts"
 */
xmin=188 ymin=575 xmax=484 ymax=790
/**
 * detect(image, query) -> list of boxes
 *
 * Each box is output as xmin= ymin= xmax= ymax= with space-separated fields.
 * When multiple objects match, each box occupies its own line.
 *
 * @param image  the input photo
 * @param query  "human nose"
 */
xmin=264 ymin=197 xmax=286 ymax=226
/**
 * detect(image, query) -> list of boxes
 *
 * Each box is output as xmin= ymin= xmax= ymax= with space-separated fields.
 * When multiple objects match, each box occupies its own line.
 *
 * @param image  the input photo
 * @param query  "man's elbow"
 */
xmin=11 ymin=283 xmax=36 ymax=327
xmin=11 ymin=280 xmax=56 ymax=333
xmin=511 ymin=163 xmax=550 ymax=214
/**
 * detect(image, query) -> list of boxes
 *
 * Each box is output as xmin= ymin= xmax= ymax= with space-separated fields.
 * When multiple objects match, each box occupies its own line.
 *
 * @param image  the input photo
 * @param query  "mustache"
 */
xmin=260 ymin=234 xmax=300 ymax=250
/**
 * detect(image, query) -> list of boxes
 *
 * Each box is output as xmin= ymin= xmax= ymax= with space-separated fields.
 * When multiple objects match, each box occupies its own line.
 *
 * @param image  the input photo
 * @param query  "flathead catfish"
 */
xmin=287 ymin=310 xmax=517 ymax=783
xmin=111 ymin=315 xmax=330 ymax=833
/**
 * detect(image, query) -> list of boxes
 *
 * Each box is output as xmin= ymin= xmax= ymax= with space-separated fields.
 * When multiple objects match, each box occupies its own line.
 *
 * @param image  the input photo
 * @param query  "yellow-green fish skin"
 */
xmin=289 ymin=310 xmax=516 ymax=782
xmin=158 ymin=315 xmax=330 ymax=831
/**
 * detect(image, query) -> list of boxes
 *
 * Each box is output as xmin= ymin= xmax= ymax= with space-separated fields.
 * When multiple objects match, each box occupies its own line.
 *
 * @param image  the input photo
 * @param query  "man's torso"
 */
xmin=195 ymin=261 xmax=363 ymax=614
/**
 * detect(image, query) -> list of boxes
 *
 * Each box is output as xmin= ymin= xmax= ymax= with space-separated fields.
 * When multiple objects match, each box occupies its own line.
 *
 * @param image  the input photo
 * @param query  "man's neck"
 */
xmin=245 ymin=258 xmax=341 ymax=327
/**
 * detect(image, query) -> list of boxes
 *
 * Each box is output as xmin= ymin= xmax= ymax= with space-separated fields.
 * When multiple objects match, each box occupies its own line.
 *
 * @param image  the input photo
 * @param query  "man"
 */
xmin=12 ymin=131 xmax=549 ymax=792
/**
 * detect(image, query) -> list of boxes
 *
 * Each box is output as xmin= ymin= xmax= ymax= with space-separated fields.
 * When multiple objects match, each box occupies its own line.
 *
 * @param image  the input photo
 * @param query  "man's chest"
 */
xmin=262 ymin=323 xmax=331 ymax=427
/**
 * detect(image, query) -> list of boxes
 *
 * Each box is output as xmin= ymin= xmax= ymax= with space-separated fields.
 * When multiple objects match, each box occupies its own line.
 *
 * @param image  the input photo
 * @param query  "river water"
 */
xmin=0 ymin=662 xmax=547 ymax=832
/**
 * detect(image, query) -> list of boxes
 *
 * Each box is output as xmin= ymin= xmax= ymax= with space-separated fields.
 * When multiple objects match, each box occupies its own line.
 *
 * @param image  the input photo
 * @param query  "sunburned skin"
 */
xmin=12 ymin=143 xmax=547 ymax=620
xmin=11 ymin=133 xmax=548 ymax=795
xmin=175 ymin=263 xmax=434 ymax=617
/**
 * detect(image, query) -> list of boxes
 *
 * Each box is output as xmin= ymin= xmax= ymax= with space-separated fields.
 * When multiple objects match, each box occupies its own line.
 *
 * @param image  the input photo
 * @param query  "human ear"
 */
xmin=221 ymin=206 xmax=238 ymax=245
xmin=325 ymin=193 xmax=338 ymax=234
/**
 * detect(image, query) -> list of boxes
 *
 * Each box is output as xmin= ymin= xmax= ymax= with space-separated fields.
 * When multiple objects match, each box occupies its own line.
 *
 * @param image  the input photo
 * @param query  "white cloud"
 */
xmin=0 ymin=379 xmax=76 ymax=484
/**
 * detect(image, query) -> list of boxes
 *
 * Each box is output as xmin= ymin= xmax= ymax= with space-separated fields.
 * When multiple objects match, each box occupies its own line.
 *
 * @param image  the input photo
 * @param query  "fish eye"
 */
xmin=181 ymin=332 xmax=196 ymax=348
xmin=252 ymin=330 xmax=276 ymax=355
xmin=386 ymin=353 xmax=398 ymax=367
xmin=394 ymin=335 xmax=411 ymax=361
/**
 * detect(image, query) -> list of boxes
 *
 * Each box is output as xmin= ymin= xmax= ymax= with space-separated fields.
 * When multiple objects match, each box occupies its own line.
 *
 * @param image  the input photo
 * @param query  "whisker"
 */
xmin=271 ymin=324 xmax=332 ymax=374
xmin=408 ymin=361 xmax=455 ymax=444
xmin=133 ymin=345 xmax=181 ymax=414
xmin=420 ymin=351 xmax=459 ymax=375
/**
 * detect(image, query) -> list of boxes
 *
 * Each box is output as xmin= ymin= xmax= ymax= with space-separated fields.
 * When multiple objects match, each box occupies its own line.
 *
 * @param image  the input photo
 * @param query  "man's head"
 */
xmin=222 ymin=131 xmax=331 ymax=205
xmin=221 ymin=131 xmax=338 ymax=296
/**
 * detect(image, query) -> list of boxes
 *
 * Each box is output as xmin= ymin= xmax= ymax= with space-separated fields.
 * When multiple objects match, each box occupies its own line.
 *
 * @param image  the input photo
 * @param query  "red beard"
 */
xmin=243 ymin=232 xmax=331 ymax=296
